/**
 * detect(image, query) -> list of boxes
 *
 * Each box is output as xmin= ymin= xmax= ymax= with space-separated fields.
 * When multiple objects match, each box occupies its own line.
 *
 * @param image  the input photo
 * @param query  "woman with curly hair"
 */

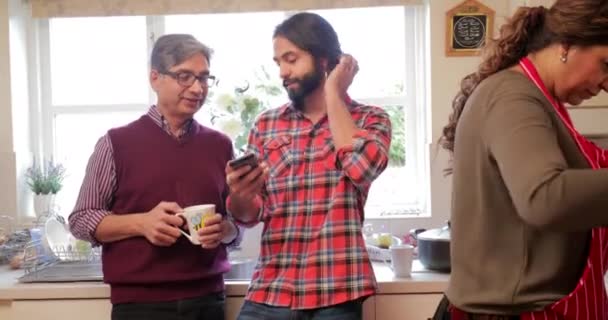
xmin=435 ymin=0 xmax=608 ymax=319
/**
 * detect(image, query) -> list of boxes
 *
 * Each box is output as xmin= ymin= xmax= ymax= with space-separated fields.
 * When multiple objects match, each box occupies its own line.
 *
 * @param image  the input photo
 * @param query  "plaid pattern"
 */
xmin=243 ymin=100 xmax=392 ymax=309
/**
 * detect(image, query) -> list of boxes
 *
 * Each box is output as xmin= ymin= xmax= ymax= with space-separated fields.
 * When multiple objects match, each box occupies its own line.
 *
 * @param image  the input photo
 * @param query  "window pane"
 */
xmin=312 ymin=7 xmax=406 ymax=98
xmin=365 ymin=104 xmax=418 ymax=215
xmin=165 ymin=12 xmax=286 ymax=100
xmin=49 ymin=17 xmax=149 ymax=106
xmin=366 ymin=167 xmax=420 ymax=214
xmin=53 ymin=111 xmax=145 ymax=218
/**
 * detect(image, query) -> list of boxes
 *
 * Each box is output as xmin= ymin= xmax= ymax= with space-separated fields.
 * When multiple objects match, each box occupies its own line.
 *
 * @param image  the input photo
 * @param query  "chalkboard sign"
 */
xmin=446 ymin=0 xmax=494 ymax=57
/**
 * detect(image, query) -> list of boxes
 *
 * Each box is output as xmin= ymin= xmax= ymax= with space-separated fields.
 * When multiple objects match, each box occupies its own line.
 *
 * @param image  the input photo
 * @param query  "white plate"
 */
xmin=44 ymin=218 xmax=70 ymax=259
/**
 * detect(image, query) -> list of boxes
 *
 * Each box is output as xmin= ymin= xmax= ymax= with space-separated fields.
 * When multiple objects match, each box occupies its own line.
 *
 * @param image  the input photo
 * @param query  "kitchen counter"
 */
xmin=0 ymin=261 xmax=449 ymax=301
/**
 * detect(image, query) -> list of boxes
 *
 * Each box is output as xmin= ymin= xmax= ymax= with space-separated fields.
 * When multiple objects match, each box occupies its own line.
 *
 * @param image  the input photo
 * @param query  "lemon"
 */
xmin=377 ymin=233 xmax=393 ymax=249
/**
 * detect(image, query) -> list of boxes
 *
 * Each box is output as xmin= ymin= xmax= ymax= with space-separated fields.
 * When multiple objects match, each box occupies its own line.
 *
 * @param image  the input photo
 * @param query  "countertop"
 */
xmin=0 ymin=260 xmax=449 ymax=301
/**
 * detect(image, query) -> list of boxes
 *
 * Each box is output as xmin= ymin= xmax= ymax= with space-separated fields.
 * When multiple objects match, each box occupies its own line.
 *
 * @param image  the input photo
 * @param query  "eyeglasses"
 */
xmin=163 ymin=71 xmax=218 ymax=88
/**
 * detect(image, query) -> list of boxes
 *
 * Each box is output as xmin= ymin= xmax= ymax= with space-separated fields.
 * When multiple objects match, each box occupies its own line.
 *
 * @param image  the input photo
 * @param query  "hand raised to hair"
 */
xmin=325 ymin=54 xmax=359 ymax=99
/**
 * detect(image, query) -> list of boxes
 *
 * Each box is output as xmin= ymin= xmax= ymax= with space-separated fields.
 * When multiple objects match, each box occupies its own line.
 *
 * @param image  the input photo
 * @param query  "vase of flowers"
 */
xmin=25 ymin=159 xmax=66 ymax=218
xmin=210 ymin=66 xmax=283 ymax=156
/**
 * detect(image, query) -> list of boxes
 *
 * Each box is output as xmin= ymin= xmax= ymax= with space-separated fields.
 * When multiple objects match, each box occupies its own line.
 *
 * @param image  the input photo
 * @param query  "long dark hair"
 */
xmin=439 ymin=0 xmax=608 ymax=163
xmin=273 ymin=12 xmax=343 ymax=72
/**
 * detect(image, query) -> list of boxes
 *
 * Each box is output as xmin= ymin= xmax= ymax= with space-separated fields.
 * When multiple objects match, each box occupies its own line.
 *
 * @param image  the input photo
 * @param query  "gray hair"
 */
xmin=150 ymin=34 xmax=213 ymax=72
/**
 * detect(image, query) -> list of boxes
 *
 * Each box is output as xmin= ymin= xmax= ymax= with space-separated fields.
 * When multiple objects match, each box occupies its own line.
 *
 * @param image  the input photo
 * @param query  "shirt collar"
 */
xmin=147 ymin=105 xmax=193 ymax=139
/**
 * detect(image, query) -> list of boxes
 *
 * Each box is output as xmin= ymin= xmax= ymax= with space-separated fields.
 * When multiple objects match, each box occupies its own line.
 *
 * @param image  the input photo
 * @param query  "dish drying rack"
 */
xmin=27 ymin=239 xmax=99 ymax=263
xmin=19 ymin=238 xmax=102 ymax=282
xmin=366 ymin=244 xmax=392 ymax=262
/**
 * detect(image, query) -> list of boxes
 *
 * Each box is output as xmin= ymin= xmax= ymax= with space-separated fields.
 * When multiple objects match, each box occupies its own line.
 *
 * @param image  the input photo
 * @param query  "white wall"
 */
xmin=0 ymin=0 xmax=33 ymax=226
xmin=9 ymin=0 xmax=33 ymax=223
xmin=0 ymin=0 xmax=17 ymax=221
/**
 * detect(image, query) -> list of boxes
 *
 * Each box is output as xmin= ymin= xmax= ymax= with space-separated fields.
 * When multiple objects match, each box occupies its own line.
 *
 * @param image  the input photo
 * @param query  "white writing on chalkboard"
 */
xmin=453 ymin=15 xmax=486 ymax=49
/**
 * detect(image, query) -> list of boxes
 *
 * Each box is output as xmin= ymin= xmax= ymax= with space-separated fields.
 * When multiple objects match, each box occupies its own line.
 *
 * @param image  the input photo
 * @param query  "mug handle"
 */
xmin=175 ymin=212 xmax=193 ymax=242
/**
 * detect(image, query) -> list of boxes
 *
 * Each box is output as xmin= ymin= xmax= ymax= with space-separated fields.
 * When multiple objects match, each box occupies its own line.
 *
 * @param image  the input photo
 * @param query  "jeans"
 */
xmin=237 ymin=299 xmax=363 ymax=320
xmin=111 ymin=292 xmax=225 ymax=320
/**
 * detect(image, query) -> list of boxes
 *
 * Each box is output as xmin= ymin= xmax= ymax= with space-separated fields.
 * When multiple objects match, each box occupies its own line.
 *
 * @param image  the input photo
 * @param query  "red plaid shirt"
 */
xmin=239 ymin=99 xmax=392 ymax=309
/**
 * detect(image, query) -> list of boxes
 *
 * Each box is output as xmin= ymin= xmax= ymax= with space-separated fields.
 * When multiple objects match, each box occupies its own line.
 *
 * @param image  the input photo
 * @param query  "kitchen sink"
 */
xmin=224 ymin=258 xmax=256 ymax=280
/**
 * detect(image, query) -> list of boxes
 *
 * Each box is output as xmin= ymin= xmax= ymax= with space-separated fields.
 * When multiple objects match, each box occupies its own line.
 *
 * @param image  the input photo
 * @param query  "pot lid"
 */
xmin=418 ymin=226 xmax=450 ymax=241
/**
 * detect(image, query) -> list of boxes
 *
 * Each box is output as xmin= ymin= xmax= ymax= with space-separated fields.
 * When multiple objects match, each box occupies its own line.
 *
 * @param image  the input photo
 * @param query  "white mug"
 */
xmin=176 ymin=204 xmax=216 ymax=245
xmin=385 ymin=244 xmax=414 ymax=278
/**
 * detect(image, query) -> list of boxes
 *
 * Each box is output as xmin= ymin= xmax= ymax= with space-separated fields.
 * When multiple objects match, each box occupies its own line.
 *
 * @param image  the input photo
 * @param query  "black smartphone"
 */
xmin=228 ymin=153 xmax=259 ymax=170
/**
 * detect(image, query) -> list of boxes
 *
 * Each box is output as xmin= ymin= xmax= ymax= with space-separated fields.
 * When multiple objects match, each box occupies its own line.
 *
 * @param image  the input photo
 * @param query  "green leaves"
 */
xmin=385 ymin=105 xmax=406 ymax=167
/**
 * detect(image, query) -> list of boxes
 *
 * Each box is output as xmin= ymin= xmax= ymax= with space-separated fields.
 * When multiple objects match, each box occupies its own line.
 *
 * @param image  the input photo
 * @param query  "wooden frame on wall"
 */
xmin=445 ymin=0 xmax=495 ymax=57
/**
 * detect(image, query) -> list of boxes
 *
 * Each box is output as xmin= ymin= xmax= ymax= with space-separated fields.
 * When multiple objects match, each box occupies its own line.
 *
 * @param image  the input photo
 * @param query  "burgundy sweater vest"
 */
xmin=103 ymin=115 xmax=233 ymax=304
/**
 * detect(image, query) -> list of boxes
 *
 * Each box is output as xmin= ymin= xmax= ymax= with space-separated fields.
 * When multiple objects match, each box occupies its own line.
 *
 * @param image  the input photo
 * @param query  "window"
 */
xmin=34 ymin=6 xmax=428 ymax=219
xmin=49 ymin=17 xmax=149 ymax=106
xmin=164 ymin=12 xmax=287 ymax=127
xmin=311 ymin=7 xmax=407 ymax=98
xmin=308 ymin=7 xmax=429 ymax=217
xmin=39 ymin=16 xmax=150 ymax=216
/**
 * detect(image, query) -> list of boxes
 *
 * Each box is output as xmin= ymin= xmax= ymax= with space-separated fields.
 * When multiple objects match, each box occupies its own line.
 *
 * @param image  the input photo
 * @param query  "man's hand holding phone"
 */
xmin=226 ymin=153 xmax=268 ymax=203
xmin=227 ymin=153 xmax=259 ymax=171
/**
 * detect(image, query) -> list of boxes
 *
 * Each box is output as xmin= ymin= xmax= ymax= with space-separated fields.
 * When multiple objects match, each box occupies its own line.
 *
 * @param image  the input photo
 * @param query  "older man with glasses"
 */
xmin=69 ymin=33 xmax=241 ymax=320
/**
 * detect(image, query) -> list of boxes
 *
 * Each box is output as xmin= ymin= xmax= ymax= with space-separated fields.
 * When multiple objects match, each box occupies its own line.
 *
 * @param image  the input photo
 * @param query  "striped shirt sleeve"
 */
xmin=68 ymin=134 xmax=116 ymax=246
xmin=221 ymin=184 xmax=245 ymax=248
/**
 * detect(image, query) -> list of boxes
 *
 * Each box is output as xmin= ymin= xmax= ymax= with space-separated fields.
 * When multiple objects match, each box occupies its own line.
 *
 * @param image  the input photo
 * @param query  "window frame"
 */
xmin=356 ymin=5 xmax=430 ymax=218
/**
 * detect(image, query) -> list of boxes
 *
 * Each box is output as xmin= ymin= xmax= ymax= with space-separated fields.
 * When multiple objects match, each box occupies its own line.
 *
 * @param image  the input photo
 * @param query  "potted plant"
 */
xmin=25 ymin=159 xmax=66 ymax=218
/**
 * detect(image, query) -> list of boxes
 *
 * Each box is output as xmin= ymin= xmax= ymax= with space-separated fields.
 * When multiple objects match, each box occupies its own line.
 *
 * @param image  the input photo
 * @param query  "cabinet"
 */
xmin=0 ymin=298 xmax=236 ymax=320
xmin=0 ymin=299 xmax=111 ymax=320
xmin=375 ymin=294 xmax=443 ymax=320
xmin=226 ymin=297 xmax=245 ymax=320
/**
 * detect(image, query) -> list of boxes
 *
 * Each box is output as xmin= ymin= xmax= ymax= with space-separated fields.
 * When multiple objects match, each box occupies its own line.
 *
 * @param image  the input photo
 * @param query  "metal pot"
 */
xmin=410 ymin=222 xmax=450 ymax=272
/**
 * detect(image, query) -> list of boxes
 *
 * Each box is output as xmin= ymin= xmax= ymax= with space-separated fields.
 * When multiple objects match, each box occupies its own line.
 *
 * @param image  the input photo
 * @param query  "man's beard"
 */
xmin=283 ymin=61 xmax=324 ymax=110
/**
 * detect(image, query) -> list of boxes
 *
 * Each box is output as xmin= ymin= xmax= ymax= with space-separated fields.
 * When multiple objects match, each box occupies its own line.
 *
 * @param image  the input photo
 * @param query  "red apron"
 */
xmin=452 ymin=57 xmax=608 ymax=320
xmin=518 ymin=57 xmax=608 ymax=320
